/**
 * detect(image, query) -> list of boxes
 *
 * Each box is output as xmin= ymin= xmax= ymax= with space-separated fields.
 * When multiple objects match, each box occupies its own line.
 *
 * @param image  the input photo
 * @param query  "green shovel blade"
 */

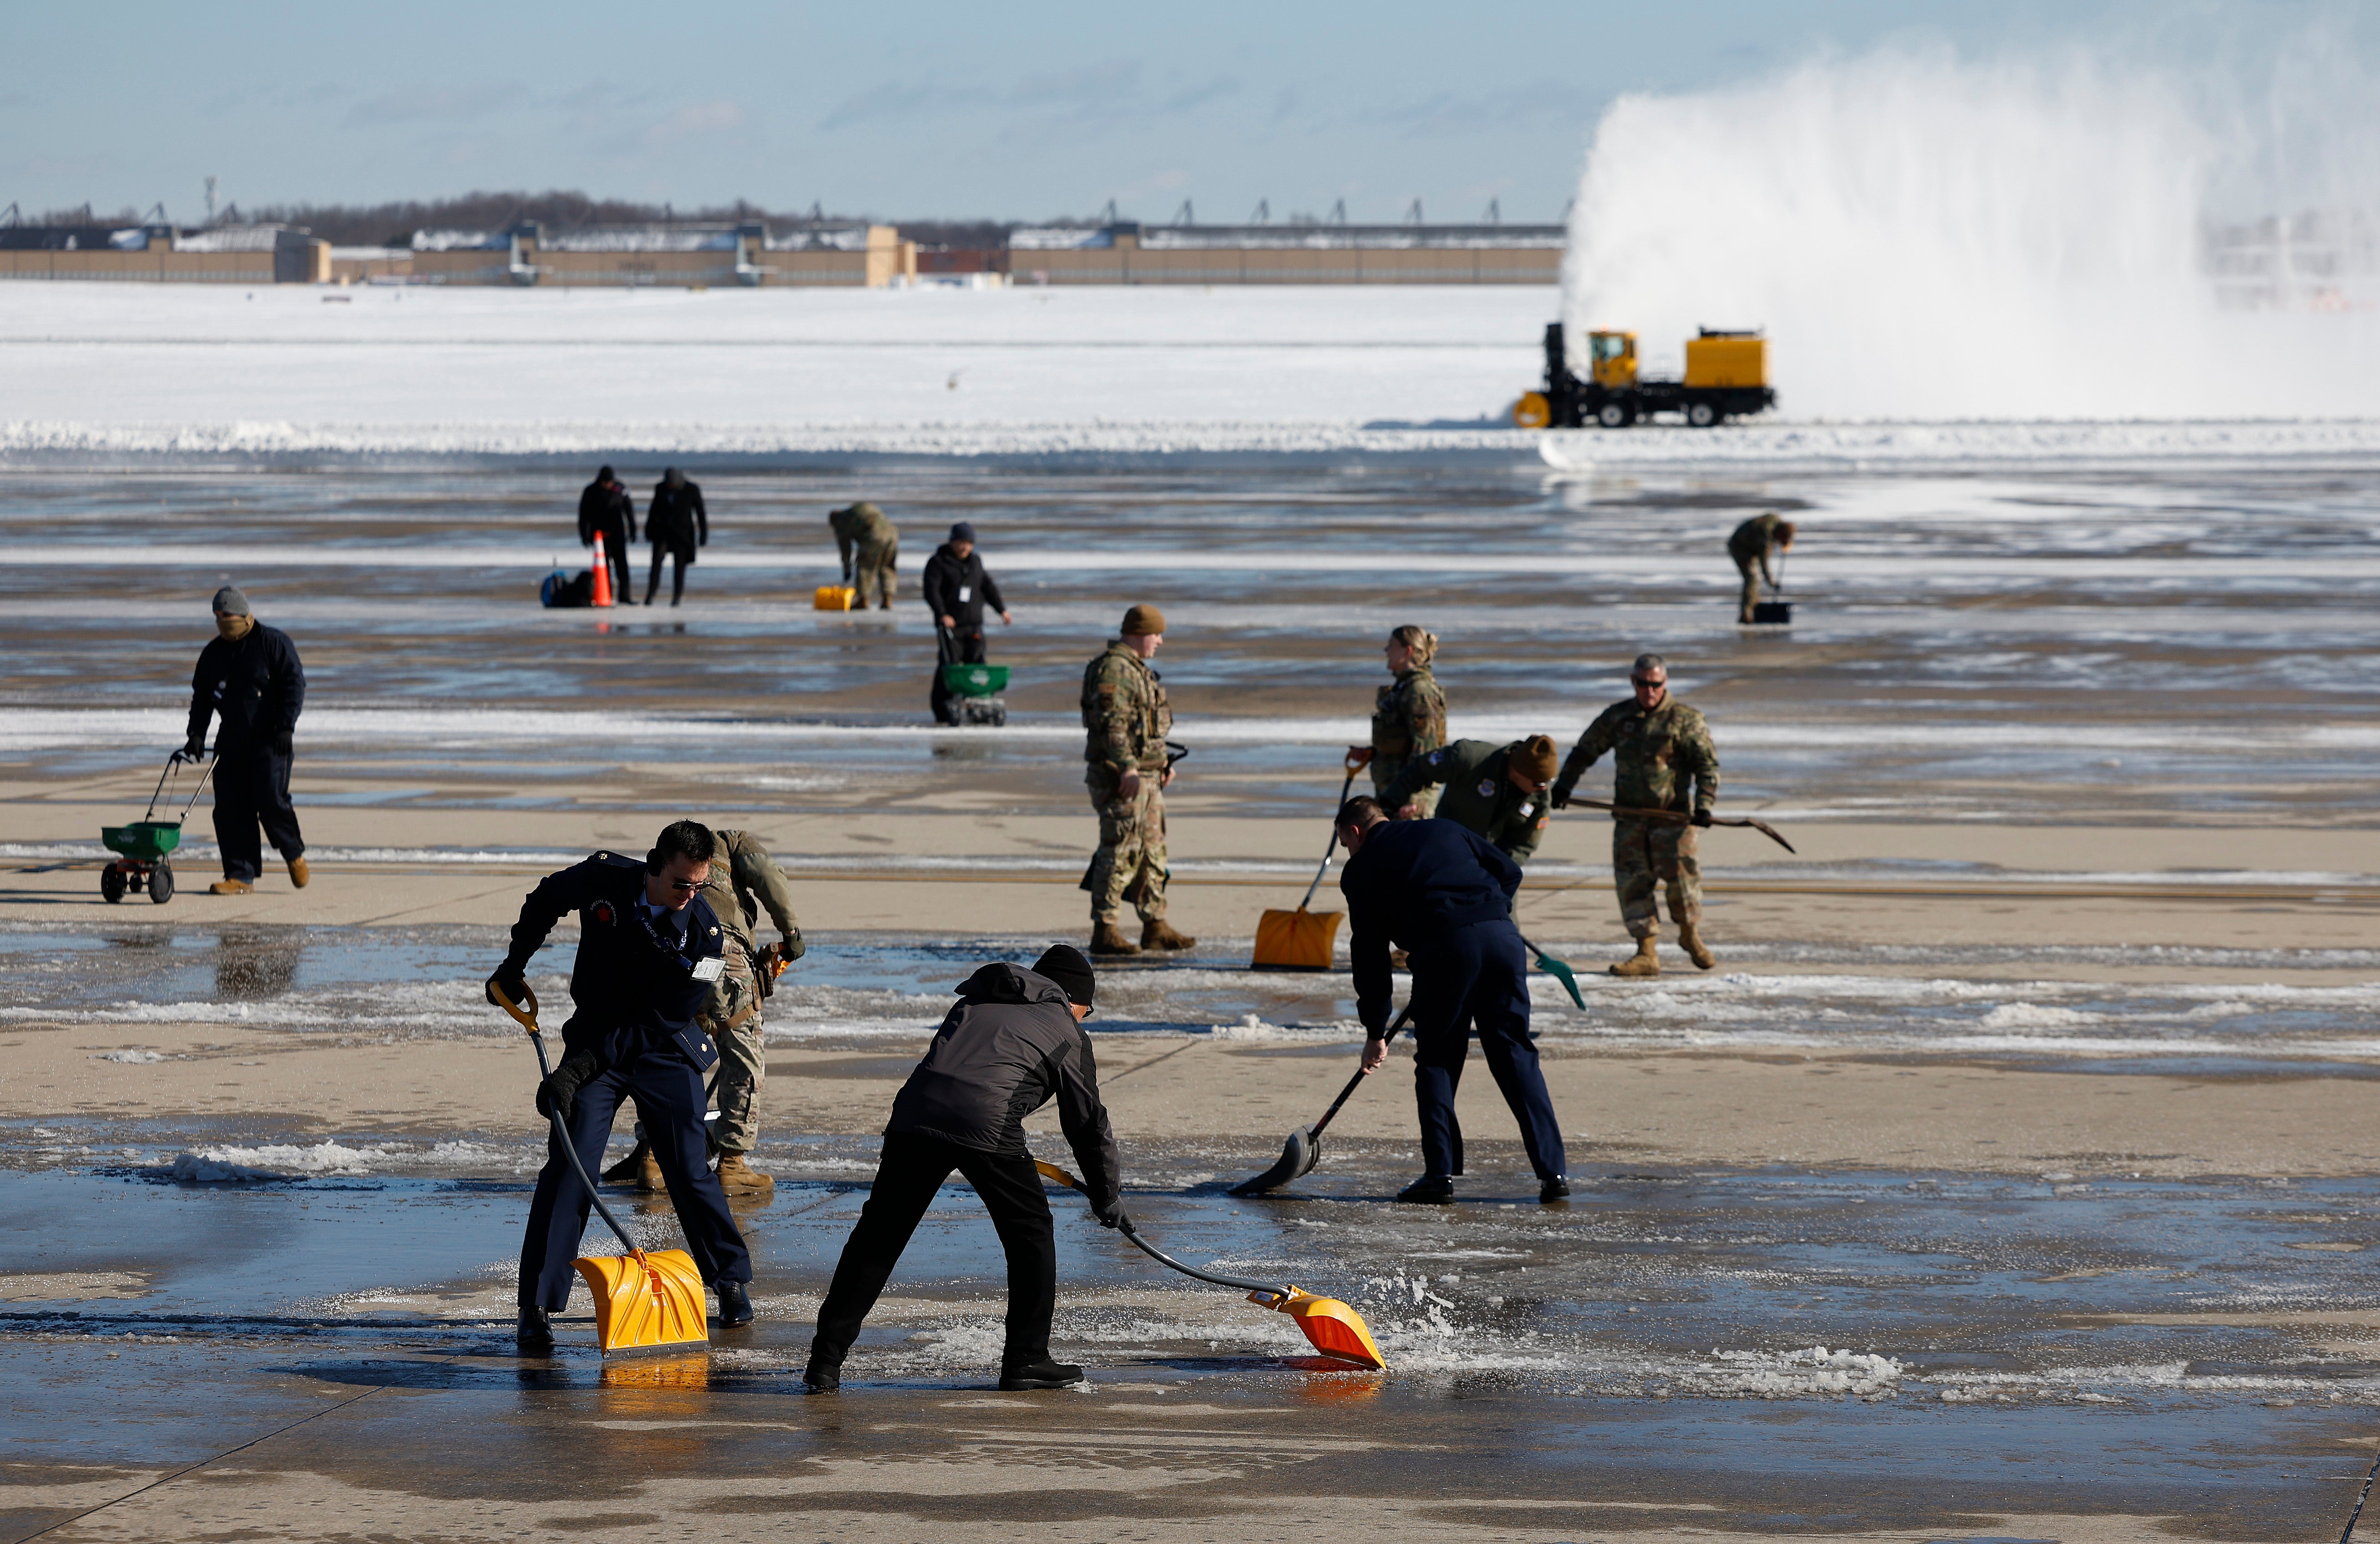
xmin=1532 ymin=947 xmax=1587 ymax=1010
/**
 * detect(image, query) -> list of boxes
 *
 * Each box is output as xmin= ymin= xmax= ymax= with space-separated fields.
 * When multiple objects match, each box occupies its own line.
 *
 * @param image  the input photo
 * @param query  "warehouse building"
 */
xmin=1007 ymin=221 xmax=1564 ymax=284
xmin=0 ymin=222 xmax=329 ymax=283
xmin=392 ymin=220 xmax=916 ymax=287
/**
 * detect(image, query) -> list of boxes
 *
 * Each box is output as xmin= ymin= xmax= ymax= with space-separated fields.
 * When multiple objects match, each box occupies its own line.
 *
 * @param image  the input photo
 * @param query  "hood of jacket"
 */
xmin=954 ymin=962 xmax=1070 ymax=1009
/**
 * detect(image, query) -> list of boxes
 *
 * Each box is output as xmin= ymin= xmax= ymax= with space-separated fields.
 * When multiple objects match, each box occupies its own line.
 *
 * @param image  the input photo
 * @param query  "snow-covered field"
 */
xmin=8 ymin=282 xmax=2380 ymax=466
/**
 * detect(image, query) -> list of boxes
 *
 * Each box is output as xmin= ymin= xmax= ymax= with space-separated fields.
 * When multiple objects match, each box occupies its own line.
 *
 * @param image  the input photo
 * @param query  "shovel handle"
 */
xmin=1033 ymin=1159 xmax=1295 ymax=1305
xmin=1309 ymin=1004 xmax=1412 ymax=1142
xmin=493 ymin=982 xmax=644 ymax=1262
xmin=1297 ymin=768 xmax=1360 ymax=912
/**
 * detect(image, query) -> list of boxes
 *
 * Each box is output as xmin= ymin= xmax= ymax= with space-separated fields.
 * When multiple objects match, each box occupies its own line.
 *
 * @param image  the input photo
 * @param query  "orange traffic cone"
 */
xmin=590 ymin=531 xmax=614 ymax=607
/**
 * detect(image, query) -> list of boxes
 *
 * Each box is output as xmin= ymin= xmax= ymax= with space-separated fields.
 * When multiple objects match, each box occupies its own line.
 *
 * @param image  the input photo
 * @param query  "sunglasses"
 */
xmin=661 ymin=877 xmax=704 ymax=893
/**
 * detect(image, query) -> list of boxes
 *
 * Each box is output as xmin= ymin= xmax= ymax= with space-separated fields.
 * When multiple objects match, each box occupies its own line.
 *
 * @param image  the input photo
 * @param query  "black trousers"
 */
xmin=1408 ymin=919 xmax=1567 ymax=1184
xmin=930 ymin=626 xmax=987 ymax=724
xmin=519 ymin=1040 xmax=751 ymax=1309
xmin=212 ymin=744 xmax=303 ymax=882
xmin=646 ymin=545 xmax=691 ymax=605
xmin=811 ymin=1132 xmax=1055 ymax=1370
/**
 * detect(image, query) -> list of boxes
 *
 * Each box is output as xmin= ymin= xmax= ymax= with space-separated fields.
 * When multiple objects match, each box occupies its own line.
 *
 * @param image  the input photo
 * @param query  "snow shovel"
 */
xmin=492 ymin=983 xmax=710 ymax=1357
xmin=1252 ymin=753 xmax=1364 ymax=972
xmin=1515 ymin=932 xmax=1588 ymax=1010
xmin=1564 ymin=796 xmax=1797 ymax=853
xmin=1229 ymin=1006 xmax=1412 ymax=1196
xmin=1035 ymin=1159 xmax=1386 ymax=1370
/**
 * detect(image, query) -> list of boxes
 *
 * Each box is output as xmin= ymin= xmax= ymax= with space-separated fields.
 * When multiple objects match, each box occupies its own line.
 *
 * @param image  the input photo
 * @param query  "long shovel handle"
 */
xmin=1309 ymin=1004 xmax=1412 ymax=1143
xmin=1296 ymin=762 xmax=1362 ymax=911
xmin=1034 ymin=1159 xmax=1295 ymax=1305
xmin=493 ymin=983 xmax=644 ymax=1261
xmin=1565 ymin=797 xmax=1797 ymax=854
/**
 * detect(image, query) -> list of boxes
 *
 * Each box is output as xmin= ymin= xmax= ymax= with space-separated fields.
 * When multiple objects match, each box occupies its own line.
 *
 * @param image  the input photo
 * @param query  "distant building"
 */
xmin=1006 ymin=221 xmax=1564 ymax=284
xmin=2204 ymin=210 xmax=2380 ymax=312
xmin=0 ymin=222 xmax=329 ymax=283
xmin=401 ymin=221 xmax=917 ymax=287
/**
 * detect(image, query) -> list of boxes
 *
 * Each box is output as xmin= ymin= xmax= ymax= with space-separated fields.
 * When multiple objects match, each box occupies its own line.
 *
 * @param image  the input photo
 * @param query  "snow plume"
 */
xmin=1561 ymin=39 xmax=2380 ymax=419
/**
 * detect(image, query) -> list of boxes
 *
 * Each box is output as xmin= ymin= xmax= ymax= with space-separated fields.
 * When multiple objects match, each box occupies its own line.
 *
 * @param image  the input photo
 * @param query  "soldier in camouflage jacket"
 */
xmin=1079 ymin=605 xmax=1194 ymax=956
xmin=1551 ymin=654 xmax=1722 ymax=977
xmin=1350 ymin=625 xmax=1448 ymax=818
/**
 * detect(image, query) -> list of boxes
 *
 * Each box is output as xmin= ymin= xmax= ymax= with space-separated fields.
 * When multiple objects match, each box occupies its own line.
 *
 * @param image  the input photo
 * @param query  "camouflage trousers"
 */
xmin=853 ymin=540 xmax=898 ymax=608
xmin=1084 ymin=769 xmax=1168 ymax=924
xmin=1612 ymin=817 xmax=1700 ymax=938
xmin=1370 ymin=761 xmax=1437 ymax=819
xmin=1734 ymin=555 xmax=1767 ymax=624
xmin=699 ymin=960 xmax=767 ymax=1155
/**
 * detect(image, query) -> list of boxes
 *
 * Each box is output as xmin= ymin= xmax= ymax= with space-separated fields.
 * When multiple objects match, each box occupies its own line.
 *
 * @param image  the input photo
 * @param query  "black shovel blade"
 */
xmin=1228 ymin=1125 xmax=1319 ymax=1196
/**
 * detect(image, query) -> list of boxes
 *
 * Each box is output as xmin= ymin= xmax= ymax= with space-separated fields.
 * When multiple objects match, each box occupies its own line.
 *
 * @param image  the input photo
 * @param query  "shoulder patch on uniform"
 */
xmin=1476 ymin=779 xmax=1496 ymax=798
xmin=595 ymin=851 xmax=640 ymax=869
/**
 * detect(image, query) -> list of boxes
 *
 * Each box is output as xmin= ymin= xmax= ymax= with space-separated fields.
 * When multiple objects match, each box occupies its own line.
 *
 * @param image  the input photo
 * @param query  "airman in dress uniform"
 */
xmin=1551 ymin=654 xmax=1722 ymax=977
xmin=1080 ymin=604 xmax=1195 ymax=957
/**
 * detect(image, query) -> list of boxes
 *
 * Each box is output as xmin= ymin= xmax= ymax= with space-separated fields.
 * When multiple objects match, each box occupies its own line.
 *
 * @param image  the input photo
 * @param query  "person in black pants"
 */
xmin=183 ymin=587 xmax=308 ymax=896
xmin=576 ymin=465 xmax=636 ymax=604
xmin=484 ymin=820 xmax=755 ymax=1352
xmin=644 ymin=467 xmax=708 ymax=606
xmin=805 ymin=945 xmax=1123 ymax=1393
xmin=921 ymin=520 xmax=1012 ymax=724
xmin=1337 ymin=795 xmax=1568 ymax=1204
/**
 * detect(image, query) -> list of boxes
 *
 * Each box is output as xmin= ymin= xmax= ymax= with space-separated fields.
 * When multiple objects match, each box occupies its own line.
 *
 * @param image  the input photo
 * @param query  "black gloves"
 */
xmin=485 ymin=969 xmax=529 ymax=1010
xmin=178 ymin=737 xmax=205 ymax=763
xmin=535 ymin=1048 xmax=599 ymax=1122
xmin=269 ymin=729 xmax=294 ymax=756
xmin=1093 ymin=1196 xmax=1130 ymax=1232
xmin=1549 ymin=784 xmax=1571 ymax=810
xmin=779 ymin=930 xmax=807 ymax=963
xmin=1692 ymin=808 xmax=1714 ymax=828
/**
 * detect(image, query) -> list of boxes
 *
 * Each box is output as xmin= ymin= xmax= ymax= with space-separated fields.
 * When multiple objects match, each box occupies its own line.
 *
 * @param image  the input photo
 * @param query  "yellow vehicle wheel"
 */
xmin=1512 ymin=391 xmax=1552 ymax=429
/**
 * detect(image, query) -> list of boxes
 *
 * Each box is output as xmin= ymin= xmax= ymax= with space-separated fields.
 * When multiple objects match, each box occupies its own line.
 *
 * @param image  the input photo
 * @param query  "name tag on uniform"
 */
xmin=691 ymin=957 xmax=725 ymax=983
xmin=957 ymin=585 xmax=971 ymax=602
xmin=1518 ymin=802 xmax=1535 ymax=818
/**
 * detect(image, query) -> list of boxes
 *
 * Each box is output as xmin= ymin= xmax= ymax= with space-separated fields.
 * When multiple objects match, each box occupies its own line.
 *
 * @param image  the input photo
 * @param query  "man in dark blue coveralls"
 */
xmin=485 ymin=819 xmax=755 ymax=1352
xmin=1338 ymin=795 xmax=1568 ymax=1205
xmin=182 ymin=587 xmax=307 ymax=896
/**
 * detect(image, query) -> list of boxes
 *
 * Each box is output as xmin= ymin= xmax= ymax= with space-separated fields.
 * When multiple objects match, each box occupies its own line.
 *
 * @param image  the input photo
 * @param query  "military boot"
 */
xmin=1677 ymin=923 xmax=1716 ymax=971
xmin=1141 ymin=919 xmax=1197 ymax=952
xmin=1609 ymin=936 xmax=1661 ymax=978
xmin=1089 ymin=921 xmax=1141 ymax=957
xmin=636 ymin=1148 xmax=668 ymax=1193
xmin=287 ymin=855 xmax=310 ymax=889
xmin=209 ymin=877 xmax=253 ymax=896
xmin=716 ymin=1154 xmax=774 ymax=1196
xmin=601 ymin=1139 xmax=650 ymax=1184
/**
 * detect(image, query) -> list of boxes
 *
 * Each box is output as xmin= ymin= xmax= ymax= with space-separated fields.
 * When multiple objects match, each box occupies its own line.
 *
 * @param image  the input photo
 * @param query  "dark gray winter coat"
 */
xmin=886 ymin=963 xmax=1121 ymax=1208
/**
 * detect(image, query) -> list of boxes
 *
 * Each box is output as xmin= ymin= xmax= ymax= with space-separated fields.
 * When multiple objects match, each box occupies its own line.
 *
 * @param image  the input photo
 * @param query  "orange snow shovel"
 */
xmin=1252 ymin=753 xmax=1366 ymax=972
xmin=492 ymin=983 xmax=709 ymax=1357
xmin=1035 ymin=1159 xmax=1385 ymax=1370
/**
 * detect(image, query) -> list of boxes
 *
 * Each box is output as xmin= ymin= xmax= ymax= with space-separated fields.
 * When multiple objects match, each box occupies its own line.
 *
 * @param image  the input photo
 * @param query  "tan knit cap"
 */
xmin=1512 ymin=734 xmax=1560 ymax=784
xmin=1121 ymin=603 xmax=1167 ymax=637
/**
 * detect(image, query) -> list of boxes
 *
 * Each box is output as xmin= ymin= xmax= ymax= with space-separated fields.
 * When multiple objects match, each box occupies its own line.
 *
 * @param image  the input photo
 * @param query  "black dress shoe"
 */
xmin=1539 ymin=1176 xmax=1571 ymax=1204
xmin=998 ymin=1359 xmax=1085 ymax=1390
xmin=1396 ymin=1176 xmax=1455 ymax=1204
xmin=515 ymin=1306 xmax=555 ymax=1353
xmin=715 ymin=1279 xmax=753 ymax=1327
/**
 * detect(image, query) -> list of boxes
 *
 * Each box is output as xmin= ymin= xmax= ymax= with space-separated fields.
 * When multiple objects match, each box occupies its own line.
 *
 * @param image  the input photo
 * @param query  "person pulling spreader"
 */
xmin=486 ymin=820 xmax=755 ymax=1354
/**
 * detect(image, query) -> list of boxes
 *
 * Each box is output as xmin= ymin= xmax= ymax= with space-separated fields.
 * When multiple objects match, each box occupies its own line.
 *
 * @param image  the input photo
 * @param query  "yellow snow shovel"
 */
xmin=1035 ymin=1159 xmax=1386 ymax=1371
xmin=492 ymin=983 xmax=710 ymax=1357
xmin=1252 ymin=753 xmax=1365 ymax=972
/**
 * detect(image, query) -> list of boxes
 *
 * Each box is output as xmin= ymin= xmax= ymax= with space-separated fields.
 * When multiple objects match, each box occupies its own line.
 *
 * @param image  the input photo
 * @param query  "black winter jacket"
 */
xmin=887 ymin=963 xmax=1121 ymax=1208
xmin=1340 ymin=819 xmax=1524 ymax=1034
xmin=921 ymin=544 xmax=1005 ymax=631
xmin=577 ymin=479 xmax=635 ymax=545
xmin=499 ymin=851 xmax=726 ymax=1071
xmin=187 ymin=623 xmax=306 ymax=754
xmin=647 ymin=479 xmax=708 ymax=555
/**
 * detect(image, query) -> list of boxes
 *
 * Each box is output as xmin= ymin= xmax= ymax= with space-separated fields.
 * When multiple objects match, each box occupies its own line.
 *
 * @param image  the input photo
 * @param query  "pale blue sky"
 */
xmin=3 ymin=1 xmax=2366 ymax=224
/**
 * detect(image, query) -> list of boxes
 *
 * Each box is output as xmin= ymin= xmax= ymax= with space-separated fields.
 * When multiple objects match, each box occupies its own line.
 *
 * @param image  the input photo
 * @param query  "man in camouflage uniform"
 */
xmin=1551 ymin=654 xmax=1721 ymax=977
xmin=830 ymin=502 xmax=901 ymax=609
xmin=1379 ymin=735 xmax=1561 ymax=866
xmin=611 ymin=827 xmax=806 ymax=1196
xmin=1349 ymin=624 xmax=1447 ymax=818
xmin=1728 ymin=513 xmax=1795 ymax=624
xmin=1081 ymin=604 xmax=1195 ymax=957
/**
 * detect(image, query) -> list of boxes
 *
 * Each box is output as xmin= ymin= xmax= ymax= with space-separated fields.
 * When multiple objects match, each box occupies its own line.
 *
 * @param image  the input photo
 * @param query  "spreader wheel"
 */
xmin=101 ymin=866 xmax=127 ymax=904
xmin=150 ymin=863 xmax=175 ymax=904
